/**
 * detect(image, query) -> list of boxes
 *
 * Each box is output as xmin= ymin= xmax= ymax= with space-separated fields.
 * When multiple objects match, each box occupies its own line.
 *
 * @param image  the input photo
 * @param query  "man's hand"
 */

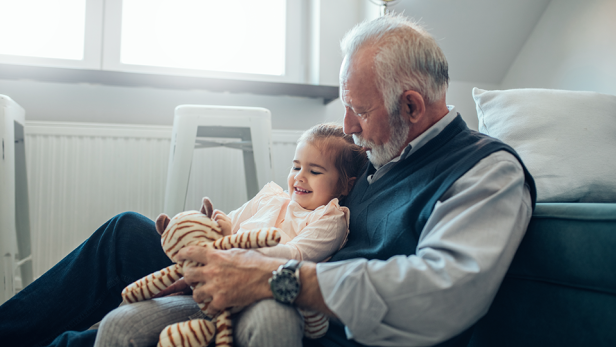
xmin=212 ymin=210 xmax=232 ymax=237
xmin=176 ymin=246 xmax=282 ymax=316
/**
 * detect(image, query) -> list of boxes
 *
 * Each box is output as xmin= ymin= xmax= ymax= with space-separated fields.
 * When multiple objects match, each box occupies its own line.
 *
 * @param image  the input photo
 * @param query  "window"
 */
xmin=0 ymin=0 xmax=103 ymax=69
xmin=120 ymin=0 xmax=286 ymax=76
xmin=0 ymin=0 xmax=304 ymax=83
xmin=0 ymin=0 xmax=86 ymax=60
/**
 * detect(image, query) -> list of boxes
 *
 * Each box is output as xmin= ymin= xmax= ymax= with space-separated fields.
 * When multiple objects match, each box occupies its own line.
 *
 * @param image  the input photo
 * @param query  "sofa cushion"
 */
xmin=472 ymin=88 xmax=616 ymax=203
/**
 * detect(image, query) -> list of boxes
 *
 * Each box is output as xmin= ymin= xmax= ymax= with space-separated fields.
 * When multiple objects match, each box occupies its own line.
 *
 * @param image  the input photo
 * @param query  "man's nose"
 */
xmin=343 ymin=108 xmax=361 ymax=135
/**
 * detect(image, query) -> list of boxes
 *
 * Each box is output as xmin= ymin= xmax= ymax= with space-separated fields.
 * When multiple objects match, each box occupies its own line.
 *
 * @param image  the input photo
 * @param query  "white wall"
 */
xmin=501 ymin=0 xmax=616 ymax=95
xmin=0 ymin=78 xmax=332 ymax=130
xmin=309 ymin=0 xmax=360 ymax=86
xmin=447 ymin=80 xmax=501 ymax=130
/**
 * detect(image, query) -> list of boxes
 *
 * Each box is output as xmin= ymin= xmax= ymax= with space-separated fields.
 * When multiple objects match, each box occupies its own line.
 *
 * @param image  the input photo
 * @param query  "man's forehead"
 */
xmin=340 ymin=82 xmax=358 ymax=105
xmin=340 ymin=87 xmax=352 ymax=106
xmin=340 ymin=72 xmax=374 ymax=107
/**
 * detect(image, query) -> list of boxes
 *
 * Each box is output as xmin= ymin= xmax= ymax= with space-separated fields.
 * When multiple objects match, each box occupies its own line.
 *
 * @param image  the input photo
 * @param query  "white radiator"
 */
xmin=24 ymin=121 xmax=302 ymax=278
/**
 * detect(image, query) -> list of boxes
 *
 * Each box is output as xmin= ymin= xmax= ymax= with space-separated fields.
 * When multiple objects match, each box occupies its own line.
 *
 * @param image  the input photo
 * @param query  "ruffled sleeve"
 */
xmin=257 ymin=198 xmax=350 ymax=262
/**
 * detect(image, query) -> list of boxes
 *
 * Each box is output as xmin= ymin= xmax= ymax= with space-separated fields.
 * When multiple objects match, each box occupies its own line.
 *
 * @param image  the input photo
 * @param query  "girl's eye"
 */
xmin=292 ymin=167 xmax=300 ymax=171
xmin=311 ymin=171 xmax=323 ymax=175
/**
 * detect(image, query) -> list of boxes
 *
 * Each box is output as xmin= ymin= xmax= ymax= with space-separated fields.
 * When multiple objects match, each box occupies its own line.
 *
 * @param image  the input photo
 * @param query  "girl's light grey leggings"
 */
xmin=93 ymin=295 xmax=304 ymax=347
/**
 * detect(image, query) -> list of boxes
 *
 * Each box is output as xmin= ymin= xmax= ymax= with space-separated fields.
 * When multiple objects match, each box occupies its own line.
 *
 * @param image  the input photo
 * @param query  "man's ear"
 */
xmin=155 ymin=213 xmax=170 ymax=236
xmin=400 ymin=90 xmax=426 ymax=124
xmin=341 ymin=177 xmax=357 ymax=197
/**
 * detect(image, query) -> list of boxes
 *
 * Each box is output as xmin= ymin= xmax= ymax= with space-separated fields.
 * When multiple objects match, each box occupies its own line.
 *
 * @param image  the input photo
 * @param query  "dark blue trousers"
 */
xmin=0 ymin=212 xmax=173 ymax=347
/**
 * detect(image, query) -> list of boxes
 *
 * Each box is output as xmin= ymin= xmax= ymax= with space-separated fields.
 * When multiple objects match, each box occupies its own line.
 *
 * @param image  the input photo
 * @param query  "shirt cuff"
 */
xmin=316 ymin=259 xmax=388 ymax=339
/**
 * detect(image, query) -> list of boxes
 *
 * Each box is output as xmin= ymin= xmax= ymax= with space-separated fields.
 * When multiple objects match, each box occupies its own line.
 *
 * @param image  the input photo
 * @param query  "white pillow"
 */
xmin=473 ymin=88 xmax=616 ymax=203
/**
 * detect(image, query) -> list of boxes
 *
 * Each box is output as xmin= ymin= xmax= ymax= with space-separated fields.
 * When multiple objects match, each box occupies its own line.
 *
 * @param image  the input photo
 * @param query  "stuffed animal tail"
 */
xmin=158 ymin=318 xmax=216 ymax=347
xmin=300 ymin=309 xmax=330 ymax=339
xmin=214 ymin=310 xmax=233 ymax=347
xmin=122 ymin=263 xmax=183 ymax=303
xmin=212 ymin=227 xmax=281 ymax=250
xmin=156 ymin=310 xmax=233 ymax=347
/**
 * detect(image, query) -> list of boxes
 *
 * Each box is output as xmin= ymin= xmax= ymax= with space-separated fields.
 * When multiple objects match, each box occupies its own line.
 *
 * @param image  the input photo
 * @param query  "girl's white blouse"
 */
xmin=226 ymin=182 xmax=350 ymax=262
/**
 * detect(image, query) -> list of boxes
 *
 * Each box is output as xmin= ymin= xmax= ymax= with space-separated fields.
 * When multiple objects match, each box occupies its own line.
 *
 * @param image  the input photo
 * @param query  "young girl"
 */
xmin=94 ymin=123 xmax=367 ymax=347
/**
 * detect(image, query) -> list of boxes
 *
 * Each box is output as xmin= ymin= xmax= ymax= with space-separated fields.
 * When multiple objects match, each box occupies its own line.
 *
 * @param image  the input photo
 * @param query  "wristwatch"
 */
xmin=269 ymin=259 xmax=303 ymax=305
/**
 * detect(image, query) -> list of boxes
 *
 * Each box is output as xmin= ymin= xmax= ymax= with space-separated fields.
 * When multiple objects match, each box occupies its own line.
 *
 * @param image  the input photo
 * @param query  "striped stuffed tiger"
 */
xmin=122 ymin=205 xmax=281 ymax=347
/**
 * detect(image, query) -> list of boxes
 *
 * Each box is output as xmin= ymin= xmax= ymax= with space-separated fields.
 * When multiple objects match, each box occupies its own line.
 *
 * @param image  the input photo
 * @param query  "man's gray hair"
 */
xmin=340 ymin=14 xmax=449 ymax=115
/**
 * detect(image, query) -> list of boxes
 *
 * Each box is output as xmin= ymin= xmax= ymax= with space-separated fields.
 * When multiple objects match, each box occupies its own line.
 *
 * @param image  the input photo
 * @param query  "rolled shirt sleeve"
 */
xmin=316 ymin=151 xmax=533 ymax=346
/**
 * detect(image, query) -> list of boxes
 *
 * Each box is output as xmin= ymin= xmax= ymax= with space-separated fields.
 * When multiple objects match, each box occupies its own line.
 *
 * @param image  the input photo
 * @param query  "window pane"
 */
xmin=120 ymin=0 xmax=286 ymax=76
xmin=0 ymin=0 xmax=86 ymax=60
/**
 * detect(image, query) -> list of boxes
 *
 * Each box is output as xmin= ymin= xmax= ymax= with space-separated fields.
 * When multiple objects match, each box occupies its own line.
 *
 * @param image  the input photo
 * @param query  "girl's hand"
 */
xmin=212 ymin=209 xmax=232 ymax=236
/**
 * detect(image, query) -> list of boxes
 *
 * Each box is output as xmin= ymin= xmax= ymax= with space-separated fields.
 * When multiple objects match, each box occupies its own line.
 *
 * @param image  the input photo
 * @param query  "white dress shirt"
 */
xmin=316 ymin=106 xmax=533 ymax=346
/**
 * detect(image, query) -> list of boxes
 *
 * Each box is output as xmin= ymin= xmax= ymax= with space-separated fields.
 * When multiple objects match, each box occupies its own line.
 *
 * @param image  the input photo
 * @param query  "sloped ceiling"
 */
xmin=386 ymin=0 xmax=551 ymax=83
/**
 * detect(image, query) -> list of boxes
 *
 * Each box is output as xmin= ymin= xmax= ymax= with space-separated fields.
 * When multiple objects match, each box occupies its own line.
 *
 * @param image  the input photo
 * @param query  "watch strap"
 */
xmin=282 ymin=259 xmax=303 ymax=275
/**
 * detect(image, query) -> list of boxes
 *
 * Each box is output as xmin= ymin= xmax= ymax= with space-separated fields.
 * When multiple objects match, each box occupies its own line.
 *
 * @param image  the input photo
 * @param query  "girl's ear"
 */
xmin=341 ymin=177 xmax=357 ymax=197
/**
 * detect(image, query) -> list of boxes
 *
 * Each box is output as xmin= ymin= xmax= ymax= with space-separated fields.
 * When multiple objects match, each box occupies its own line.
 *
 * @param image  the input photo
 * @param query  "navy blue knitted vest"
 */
xmin=331 ymin=114 xmax=536 ymax=263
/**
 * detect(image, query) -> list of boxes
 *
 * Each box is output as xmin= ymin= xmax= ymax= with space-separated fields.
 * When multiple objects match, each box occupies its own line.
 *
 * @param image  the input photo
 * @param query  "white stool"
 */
xmin=0 ymin=95 xmax=33 ymax=304
xmin=164 ymin=105 xmax=274 ymax=217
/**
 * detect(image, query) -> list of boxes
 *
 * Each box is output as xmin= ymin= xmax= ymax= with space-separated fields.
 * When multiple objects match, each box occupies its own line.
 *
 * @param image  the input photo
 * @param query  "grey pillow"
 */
xmin=473 ymin=88 xmax=616 ymax=203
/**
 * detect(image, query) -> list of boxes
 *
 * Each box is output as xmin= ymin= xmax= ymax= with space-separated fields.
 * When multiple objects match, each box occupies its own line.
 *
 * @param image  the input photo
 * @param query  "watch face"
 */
xmin=271 ymin=270 xmax=300 ymax=304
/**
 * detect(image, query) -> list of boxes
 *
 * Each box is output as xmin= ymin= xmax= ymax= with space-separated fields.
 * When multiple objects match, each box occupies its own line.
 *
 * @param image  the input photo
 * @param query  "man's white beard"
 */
xmin=353 ymin=112 xmax=410 ymax=168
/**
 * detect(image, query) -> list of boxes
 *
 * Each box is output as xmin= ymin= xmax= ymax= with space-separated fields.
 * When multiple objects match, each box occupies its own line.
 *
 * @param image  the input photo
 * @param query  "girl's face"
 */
xmin=287 ymin=140 xmax=341 ymax=210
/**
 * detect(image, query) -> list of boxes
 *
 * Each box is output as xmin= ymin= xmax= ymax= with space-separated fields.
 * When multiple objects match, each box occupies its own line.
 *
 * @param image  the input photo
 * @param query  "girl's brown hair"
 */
xmin=298 ymin=123 xmax=368 ymax=198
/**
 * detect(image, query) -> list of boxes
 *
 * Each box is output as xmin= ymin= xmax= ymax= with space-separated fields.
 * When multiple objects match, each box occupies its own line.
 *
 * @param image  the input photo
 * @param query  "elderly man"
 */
xmin=173 ymin=14 xmax=536 ymax=347
xmin=0 ymin=14 xmax=535 ymax=347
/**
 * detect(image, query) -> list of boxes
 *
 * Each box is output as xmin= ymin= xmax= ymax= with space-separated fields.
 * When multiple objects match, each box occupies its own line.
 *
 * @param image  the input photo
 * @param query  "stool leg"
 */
xmin=164 ymin=115 xmax=198 ymax=216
